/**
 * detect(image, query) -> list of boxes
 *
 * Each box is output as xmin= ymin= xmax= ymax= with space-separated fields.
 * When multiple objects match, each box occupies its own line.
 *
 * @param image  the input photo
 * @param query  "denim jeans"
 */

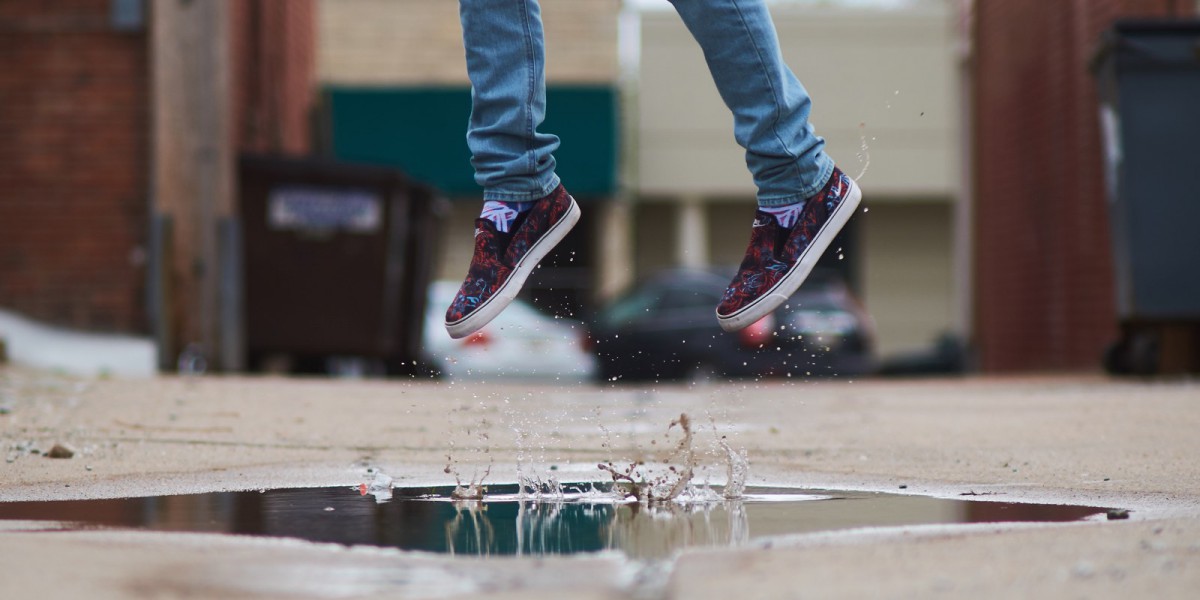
xmin=459 ymin=0 xmax=834 ymax=207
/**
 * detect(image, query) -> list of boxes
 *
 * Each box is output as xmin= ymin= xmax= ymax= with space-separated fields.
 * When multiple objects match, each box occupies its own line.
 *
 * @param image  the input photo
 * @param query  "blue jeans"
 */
xmin=459 ymin=0 xmax=834 ymax=207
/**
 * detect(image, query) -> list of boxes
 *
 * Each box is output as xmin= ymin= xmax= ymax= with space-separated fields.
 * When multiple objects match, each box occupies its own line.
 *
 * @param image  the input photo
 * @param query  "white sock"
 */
xmin=481 ymin=200 xmax=535 ymax=233
xmin=760 ymin=201 xmax=806 ymax=228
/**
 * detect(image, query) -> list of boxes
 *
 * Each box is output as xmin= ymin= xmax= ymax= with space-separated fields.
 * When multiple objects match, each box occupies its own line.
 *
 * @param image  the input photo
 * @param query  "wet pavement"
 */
xmin=0 ymin=367 xmax=1198 ymax=598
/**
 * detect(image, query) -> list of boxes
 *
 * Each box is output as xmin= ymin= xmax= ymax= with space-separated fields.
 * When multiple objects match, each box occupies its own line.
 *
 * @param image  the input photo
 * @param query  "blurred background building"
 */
xmin=969 ymin=0 xmax=1196 ymax=371
xmin=1 ymin=0 xmax=1196 ymax=375
xmin=634 ymin=2 xmax=962 ymax=360
xmin=1 ymin=0 xmax=316 ymax=372
xmin=317 ymin=0 xmax=620 ymax=321
xmin=315 ymin=0 xmax=961 ymax=361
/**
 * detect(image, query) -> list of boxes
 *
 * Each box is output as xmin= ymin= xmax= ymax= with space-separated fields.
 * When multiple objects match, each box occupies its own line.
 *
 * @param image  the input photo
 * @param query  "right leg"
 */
xmin=459 ymin=0 xmax=560 ymax=202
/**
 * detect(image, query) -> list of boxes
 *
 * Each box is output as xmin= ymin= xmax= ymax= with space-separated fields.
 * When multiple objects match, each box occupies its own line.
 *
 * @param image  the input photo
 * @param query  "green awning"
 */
xmin=322 ymin=85 xmax=618 ymax=198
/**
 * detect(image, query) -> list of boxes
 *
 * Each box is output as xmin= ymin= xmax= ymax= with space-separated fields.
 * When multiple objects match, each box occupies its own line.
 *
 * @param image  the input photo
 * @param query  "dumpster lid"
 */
xmin=239 ymin=154 xmax=421 ymax=189
xmin=1092 ymin=19 xmax=1200 ymax=74
xmin=1112 ymin=19 xmax=1200 ymax=35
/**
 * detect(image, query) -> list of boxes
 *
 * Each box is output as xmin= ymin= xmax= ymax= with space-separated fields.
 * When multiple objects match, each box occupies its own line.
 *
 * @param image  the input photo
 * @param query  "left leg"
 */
xmin=667 ymin=0 xmax=834 ymax=206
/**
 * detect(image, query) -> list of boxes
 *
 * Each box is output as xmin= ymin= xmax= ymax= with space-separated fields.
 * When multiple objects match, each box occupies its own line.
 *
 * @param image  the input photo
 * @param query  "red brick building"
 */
xmin=970 ymin=0 xmax=1193 ymax=371
xmin=1 ymin=1 xmax=314 ymax=361
xmin=0 ymin=0 xmax=150 ymax=332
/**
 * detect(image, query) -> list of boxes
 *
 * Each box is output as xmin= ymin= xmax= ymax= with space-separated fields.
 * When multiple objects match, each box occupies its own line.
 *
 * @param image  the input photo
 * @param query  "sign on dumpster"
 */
xmin=267 ymin=186 xmax=382 ymax=234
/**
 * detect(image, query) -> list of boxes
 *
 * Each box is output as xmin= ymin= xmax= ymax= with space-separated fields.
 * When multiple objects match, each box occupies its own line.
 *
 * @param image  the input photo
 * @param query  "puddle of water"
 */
xmin=0 ymin=485 xmax=1110 ymax=560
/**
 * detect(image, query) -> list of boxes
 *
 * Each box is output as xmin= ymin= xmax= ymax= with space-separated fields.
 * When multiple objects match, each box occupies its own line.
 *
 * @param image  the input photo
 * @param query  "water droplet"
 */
xmin=855 ymin=122 xmax=871 ymax=181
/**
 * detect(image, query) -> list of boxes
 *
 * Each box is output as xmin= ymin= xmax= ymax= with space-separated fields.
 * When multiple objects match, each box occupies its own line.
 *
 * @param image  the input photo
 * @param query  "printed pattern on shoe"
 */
xmin=445 ymin=185 xmax=574 ymax=329
xmin=445 ymin=218 xmax=515 ymax=325
xmin=716 ymin=211 xmax=791 ymax=318
xmin=780 ymin=169 xmax=853 ymax=264
xmin=503 ymin=185 xmax=573 ymax=267
xmin=717 ymin=167 xmax=855 ymax=319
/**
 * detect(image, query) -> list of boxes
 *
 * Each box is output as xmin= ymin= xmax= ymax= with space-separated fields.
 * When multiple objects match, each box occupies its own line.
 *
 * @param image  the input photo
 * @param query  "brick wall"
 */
xmin=971 ymin=0 xmax=1190 ymax=371
xmin=1 ymin=1 xmax=317 ymax=336
xmin=0 ymin=0 xmax=149 ymax=332
xmin=317 ymin=0 xmax=619 ymax=84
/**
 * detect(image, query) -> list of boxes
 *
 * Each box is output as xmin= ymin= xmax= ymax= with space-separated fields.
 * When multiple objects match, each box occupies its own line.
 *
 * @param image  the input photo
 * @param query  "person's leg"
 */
xmin=667 ymin=0 xmax=833 ymax=206
xmin=460 ymin=0 xmax=560 ymax=202
xmin=667 ymin=0 xmax=861 ymax=332
xmin=446 ymin=0 xmax=580 ymax=339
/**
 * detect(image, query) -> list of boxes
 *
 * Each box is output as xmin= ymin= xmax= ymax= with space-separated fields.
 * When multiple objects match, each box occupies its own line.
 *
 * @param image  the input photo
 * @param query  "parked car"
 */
xmin=423 ymin=281 xmax=596 ymax=381
xmin=587 ymin=269 xmax=875 ymax=382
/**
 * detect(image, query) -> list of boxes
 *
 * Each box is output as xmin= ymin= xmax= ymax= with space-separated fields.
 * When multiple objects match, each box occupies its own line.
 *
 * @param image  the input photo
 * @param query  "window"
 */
xmin=110 ymin=0 xmax=144 ymax=32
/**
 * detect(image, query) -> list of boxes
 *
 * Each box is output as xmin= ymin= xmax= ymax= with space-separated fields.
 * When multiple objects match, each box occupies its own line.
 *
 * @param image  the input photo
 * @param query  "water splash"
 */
xmin=855 ymin=121 xmax=871 ymax=182
xmin=449 ymin=463 xmax=491 ymax=501
xmin=718 ymin=437 xmax=749 ymax=500
xmin=445 ymin=422 xmax=494 ymax=501
xmin=598 ymin=413 xmax=705 ymax=504
xmin=505 ymin=393 xmax=570 ymax=503
xmin=442 ymin=403 xmax=749 ymax=507
xmin=516 ymin=470 xmax=564 ymax=503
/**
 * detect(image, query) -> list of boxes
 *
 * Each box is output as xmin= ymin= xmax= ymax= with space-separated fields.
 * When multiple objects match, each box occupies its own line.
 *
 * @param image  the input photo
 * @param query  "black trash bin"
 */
xmin=1094 ymin=20 xmax=1200 ymax=374
xmin=238 ymin=156 xmax=443 ymax=375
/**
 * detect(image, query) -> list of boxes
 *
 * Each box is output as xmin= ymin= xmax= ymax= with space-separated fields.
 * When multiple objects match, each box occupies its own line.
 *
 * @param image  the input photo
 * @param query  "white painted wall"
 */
xmin=0 ymin=310 xmax=157 ymax=377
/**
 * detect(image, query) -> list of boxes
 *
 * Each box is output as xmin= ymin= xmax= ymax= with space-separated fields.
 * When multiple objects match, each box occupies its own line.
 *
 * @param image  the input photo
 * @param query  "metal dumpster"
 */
xmin=1094 ymin=20 xmax=1200 ymax=374
xmin=238 ymin=156 xmax=443 ymax=375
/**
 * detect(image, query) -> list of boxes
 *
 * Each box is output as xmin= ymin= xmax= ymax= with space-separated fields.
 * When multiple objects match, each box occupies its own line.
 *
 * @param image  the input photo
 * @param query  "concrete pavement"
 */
xmin=1 ymin=367 xmax=1198 ymax=598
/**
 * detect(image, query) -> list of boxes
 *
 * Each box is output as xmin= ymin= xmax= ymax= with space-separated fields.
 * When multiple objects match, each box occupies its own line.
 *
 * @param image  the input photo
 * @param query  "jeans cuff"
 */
xmin=482 ymin=174 xmax=562 ymax=203
xmin=756 ymin=159 xmax=835 ymax=208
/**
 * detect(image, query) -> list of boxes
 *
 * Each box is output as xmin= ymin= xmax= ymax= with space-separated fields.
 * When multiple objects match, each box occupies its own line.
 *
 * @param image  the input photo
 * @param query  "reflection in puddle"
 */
xmin=0 ymin=485 xmax=1111 ymax=560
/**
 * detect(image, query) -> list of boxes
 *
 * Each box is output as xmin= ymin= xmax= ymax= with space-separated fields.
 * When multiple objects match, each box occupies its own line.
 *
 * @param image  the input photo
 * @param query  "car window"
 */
xmin=661 ymin=286 xmax=719 ymax=309
xmin=601 ymin=289 xmax=662 ymax=327
xmin=781 ymin=295 xmax=840 ymax=312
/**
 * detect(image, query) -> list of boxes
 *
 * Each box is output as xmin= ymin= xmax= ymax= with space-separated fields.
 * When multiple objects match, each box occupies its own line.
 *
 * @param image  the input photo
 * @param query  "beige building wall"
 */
xmin=637 ymin=6 xmax=959 ymax=197
xmin=317 ymin=0 xmax=620 ymax=85
xmin=636 ymin=5 xmax=963 ymax=356
xmin=862 ymin=203 xmax=955 ymax=356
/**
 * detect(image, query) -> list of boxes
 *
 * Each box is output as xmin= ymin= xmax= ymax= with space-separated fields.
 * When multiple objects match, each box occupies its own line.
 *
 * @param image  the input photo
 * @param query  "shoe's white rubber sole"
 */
xmin=716 ymin=179 xmax=863 ymax=333
xmin=445 ymin=197 xmax=581 ymax=340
